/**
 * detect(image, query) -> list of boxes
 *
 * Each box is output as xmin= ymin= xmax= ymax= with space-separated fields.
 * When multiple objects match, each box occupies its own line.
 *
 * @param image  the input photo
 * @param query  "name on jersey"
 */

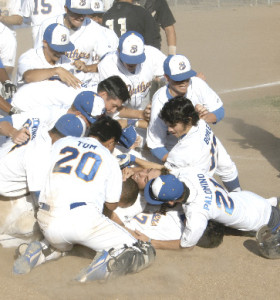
xmin=151 ymin=212 xmax=161 ymax=226
xmin=77 ymin=141 xmax=97 ymax=150
xmin=203 ymin=124 xmax=212 ymax=145
xmin=197 ymin=173 xmax=212 ymax=211
xmin=127 ymin=81 xmax=151 ymax=96
xmin=65 ymin=50 xmax=90 ymax=61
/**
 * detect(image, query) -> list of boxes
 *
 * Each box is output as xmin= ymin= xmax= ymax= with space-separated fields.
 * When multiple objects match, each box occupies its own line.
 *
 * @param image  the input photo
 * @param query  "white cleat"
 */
xmin=13 ymin=241 xmax=44 ymax=275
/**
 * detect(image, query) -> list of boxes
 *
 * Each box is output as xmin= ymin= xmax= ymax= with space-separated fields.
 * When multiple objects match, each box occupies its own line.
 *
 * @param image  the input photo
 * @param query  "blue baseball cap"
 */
xmin=73 ymin=91 xmax=106 ymax=124
xmin=164 ymin=55 xmax=197 ymax=81
xmin=55 ymin=114 xmax=86 ymax=137
xmin=43 ymin=23 xmax=74 ymax=53
xmin=119 ymin=125 xmax=137 ymax=149
xmin=65 ymin=0 xmax=94 ymax=15
xmin=119 ymin=31 xmax=146 ymax=64
xmin=144 ymin=174 xmax=185 ymax=205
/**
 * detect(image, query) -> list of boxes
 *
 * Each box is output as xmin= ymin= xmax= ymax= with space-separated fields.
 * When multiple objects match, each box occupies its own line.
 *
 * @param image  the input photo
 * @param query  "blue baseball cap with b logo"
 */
xmin=43 ymin=23 xmax=74 ymax=53
xmin=65 ymin=0 xmax=94 ymax=14
xmin=119 ymin=31 xmax=146 ymax=64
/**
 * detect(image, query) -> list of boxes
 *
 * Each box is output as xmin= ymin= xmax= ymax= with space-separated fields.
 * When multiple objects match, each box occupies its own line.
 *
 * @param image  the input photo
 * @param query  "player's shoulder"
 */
xmin=152 ymin=85 xmax=169 ymax=104
xmin=18 ymin=48 xmax=37 ymax=61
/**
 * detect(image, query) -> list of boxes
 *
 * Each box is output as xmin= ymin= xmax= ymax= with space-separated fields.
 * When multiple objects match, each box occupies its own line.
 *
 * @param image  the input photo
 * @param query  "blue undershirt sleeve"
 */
xmin=151 ymin=147 xmax=169 ymax=161
xmin=212 ymin=106 xmax=225 ymax=123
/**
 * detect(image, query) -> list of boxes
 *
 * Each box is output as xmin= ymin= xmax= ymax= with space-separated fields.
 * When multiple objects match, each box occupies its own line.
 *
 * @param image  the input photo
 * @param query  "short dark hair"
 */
xmin=120 ymin=178 xmax=139 ymax=207
xmin=159 ymin=96 xmax=199 ymax=126
xmin=97 ymin=76 xmax=130 ymax=103
xmin=88 ymin=115 xmax=122 ymax=143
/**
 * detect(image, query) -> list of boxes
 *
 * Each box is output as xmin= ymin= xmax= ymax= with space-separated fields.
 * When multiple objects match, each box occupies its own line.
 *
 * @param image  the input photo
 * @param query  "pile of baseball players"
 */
xmin=0 ymin=0 xmax=279 ymax=283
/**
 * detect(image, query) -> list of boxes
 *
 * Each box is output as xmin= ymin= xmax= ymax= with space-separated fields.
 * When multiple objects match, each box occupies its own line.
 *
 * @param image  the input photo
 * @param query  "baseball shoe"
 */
xmin=13 ymin=241 xmax=45 ymax=275
xmin=74 ymin=250 xmax=111 ymax=283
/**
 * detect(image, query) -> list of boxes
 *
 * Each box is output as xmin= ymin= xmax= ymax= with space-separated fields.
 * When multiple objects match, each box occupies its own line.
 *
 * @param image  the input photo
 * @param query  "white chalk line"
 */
xmin=219 ymin=81 xmax=280 ymax=94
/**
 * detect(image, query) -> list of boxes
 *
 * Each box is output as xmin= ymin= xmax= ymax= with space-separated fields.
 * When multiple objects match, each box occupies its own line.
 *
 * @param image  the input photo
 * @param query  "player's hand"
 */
xmin=121 ymin=167 xmax=134 ymax=181
xmin=134 ymin=230 xmax=150 ymax=242
xmin=196 ymin=72 xmax=206 ymax=81
xmin=117 ymin=154 xmax=136 ymax=169
xmin=10 ymin=128 xmax=30 ymax=145
xmin=72 ymin=60 xmax=88 ymax=73
xmin=3 ymin=80 xmax=17 ymax=98
xmin=144 ymin=104 xmax=151 ymax=121
xmin=55 ymin=67 xmax=81 ymax=89
xmin=195 ymin=104 xmax=209 ymax=120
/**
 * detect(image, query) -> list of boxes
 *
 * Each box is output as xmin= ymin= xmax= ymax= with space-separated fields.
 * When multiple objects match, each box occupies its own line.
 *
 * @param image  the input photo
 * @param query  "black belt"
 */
xmin=39 ymin=202 xmax=87 ymax=211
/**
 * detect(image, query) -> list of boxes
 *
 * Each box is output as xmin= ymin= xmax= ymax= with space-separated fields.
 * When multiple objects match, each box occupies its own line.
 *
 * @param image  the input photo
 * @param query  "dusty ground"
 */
xmin=1 ymin=5 xmax=280 ymax=300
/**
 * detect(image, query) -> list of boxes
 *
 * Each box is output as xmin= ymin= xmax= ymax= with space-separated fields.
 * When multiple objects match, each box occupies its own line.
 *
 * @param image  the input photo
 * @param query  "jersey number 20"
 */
xmin=53 ymin=146 xmax=102 ymax=182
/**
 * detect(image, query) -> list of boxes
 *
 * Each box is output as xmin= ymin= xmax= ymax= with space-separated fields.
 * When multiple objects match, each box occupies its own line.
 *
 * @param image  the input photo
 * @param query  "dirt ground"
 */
xmin=0 ymin=5 xmax=280 ymax=300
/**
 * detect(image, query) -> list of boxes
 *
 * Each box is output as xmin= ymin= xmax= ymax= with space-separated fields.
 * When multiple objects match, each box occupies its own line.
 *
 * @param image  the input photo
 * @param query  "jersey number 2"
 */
xmin=53 ymin=146 xmax=102 ymax=182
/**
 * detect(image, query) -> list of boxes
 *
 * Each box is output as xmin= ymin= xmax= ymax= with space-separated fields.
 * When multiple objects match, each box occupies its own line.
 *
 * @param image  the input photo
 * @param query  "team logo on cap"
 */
xmin=179 ymin=61 xmax=186 ymax=70
xmin=94 ymin=2 xmax=100 ymax=8
xmin=80 ymin=0 xmax=86 ymax=6
xmin=130 ymin=45 xmax=138 ymax=54
xmin=61 ymin=34 xmax=67 ymax=42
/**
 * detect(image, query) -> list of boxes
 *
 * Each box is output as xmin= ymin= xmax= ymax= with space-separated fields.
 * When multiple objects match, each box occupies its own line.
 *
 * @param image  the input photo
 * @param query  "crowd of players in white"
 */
xmin=0 ymin=0 xmax=279 ymax=283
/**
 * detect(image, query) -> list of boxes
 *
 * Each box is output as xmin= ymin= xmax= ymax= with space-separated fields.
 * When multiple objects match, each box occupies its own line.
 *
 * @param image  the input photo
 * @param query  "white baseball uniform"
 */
xmin=176 ymin=168 xmax=272 ymax=248
xmin=21 ymin=0 xmax=65 ymax=43
xmin=37 ymin=136 xmax=137 ymax=252
xmin=165 ymin=119 xmax=238 ymax=184
xmin=16 ymin=47 xmax=66 ymax=84
xmin=90 ymin=25 xmax=119 ymax=86
xmin=11 ymin=80 xmax=90 ymax=112
xmin=35 ymin=15 xmax=115 ymax=88
xmin=0 ymin=23 xmax=16 ymax=67
xmin=0 ymin=121 xmax=53 ymax=197
xmin=98 ymin=45 xmax=166 ymax=110
xmin=118 ymin=203 xmax=185 ymax=241
xmin=147 ymin=77 xmax=224 ymax=152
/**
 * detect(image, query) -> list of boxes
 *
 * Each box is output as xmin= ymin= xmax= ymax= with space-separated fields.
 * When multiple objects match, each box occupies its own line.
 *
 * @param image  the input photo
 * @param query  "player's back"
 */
xmin=102 ymin=2 xmax=160 ymax=48
xmin=41 ymin=136 xmax=122 ymax=212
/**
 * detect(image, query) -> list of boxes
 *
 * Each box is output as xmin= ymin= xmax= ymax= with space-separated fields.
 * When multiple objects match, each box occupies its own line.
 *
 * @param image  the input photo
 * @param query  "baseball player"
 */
xmin=17 ymin=23 xmax=81 ymax=89
xmin=34 ymin=0 xmax=115 ymax=89
xmin=159 ymin=96 xmax=240 ymax=192
xmin=13 ymin=116 xmax=155 ymax=282
xmin=133 ymin=0 xmax=177 ymax=55
xmin=21 ymin=0 xmax=65 ymax=44
xmin=87 ymin=0 xmax=119 ymax=87
xmin=11 ymin=75 xmax=129 ymax=115
xmin=102 ymin=0 xmax=160 ymax=49
xmin=147 ymin=54 xmax=225 ymax=162
xmin=99 ymin=31 xmax=166 ymax=111
xmin=0 ymin=113 xmax=87 ymax=198
xmin=144 ymin=168 xmax=279 ymax=254
xmin=0 ymin=0 xmax=23 ymax=76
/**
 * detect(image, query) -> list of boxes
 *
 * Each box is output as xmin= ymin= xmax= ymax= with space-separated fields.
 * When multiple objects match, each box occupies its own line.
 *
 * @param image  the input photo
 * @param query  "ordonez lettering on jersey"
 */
xmin=151 ymin=212 xmax=162 ymax=226
xmin=197 ymin=173 xmax=213 ymax=211
xmin=203 ymin=123 xmax=212 ymax=145
xmin=9 ymin=118 xmax=40 ymax=152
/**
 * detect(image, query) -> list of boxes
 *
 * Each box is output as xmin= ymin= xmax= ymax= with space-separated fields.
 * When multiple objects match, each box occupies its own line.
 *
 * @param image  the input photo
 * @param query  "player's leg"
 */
xmin=70 ymin=206 xmax=155 ymax=282
xmin=215 ymin=137 xmax=241 ymax=192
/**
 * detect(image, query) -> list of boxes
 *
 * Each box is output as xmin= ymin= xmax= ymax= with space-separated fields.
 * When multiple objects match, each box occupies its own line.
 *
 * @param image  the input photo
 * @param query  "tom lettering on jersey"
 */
xmin=77 ymin=141 xmax=97 ymax=150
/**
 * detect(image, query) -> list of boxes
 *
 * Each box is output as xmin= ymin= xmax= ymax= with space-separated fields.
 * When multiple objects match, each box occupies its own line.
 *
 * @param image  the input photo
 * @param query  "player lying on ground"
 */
xmin=143 ymin=167 xmax=280 ymax=258
xmin=112 ymin=177 xmax=225 ymax=250
xmin=13 ymin=116 xmax=156 ymax=282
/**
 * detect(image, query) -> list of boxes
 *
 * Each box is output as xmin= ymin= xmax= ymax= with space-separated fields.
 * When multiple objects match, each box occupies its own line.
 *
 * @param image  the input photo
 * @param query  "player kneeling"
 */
xmin=13 ymin=116 xmax=155 ymax=282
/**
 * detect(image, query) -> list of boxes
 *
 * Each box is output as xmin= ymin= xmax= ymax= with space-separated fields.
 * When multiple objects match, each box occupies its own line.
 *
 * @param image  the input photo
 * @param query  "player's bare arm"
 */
xmin=23 ymin=67 xmax=82 ymax=89
xmin=103 ymin=201 xmax=119 ymax=219
xmin=0 ymin=14 xmax=23 ymax=26
xmin=0 ymin=121 xmax=30 ymax=144
xmin=164 ymin=25 xmax=177 ymax=55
